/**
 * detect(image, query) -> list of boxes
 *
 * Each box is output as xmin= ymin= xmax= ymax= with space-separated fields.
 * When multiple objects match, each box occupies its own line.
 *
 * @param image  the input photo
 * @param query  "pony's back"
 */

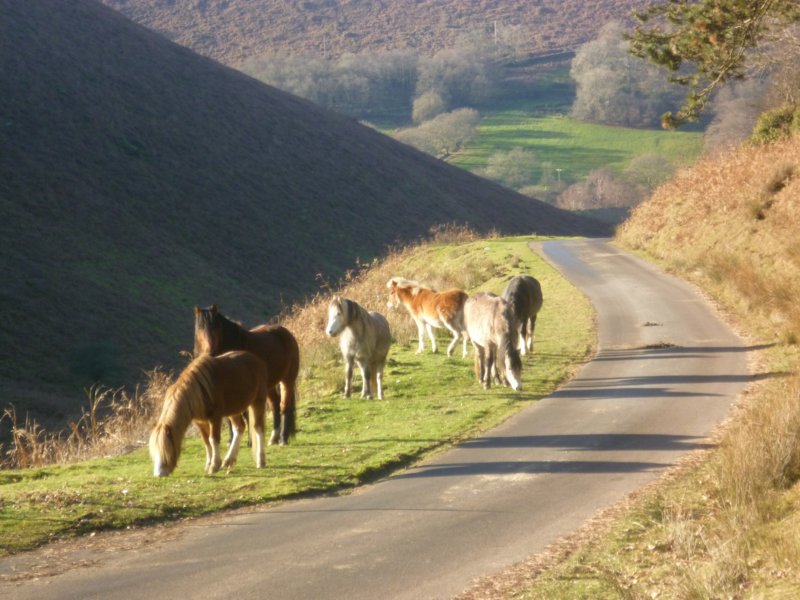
xmin=502 ymin=275 xmax=543 ymax=321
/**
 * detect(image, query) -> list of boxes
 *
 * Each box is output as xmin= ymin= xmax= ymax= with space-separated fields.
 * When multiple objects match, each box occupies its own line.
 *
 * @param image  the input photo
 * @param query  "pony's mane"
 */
xmin=387 ymin=277 xmax=425 ymax=290
xmin=388 ymin=277 xmax=433 ymax=296
xmin=343 ymin=297 xmax=370 ymax=324
xmin=196 ymin=307 xmax=247 ymax=351
xmin=160 ymin=355 xmax=216 ymax=425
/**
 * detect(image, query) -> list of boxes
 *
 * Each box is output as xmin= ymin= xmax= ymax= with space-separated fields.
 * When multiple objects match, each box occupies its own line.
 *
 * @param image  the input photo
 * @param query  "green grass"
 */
xmin=450 ymin=109 xmax=704 ymax=184
xmin=0 ymin=236 xmax=595 ymax=556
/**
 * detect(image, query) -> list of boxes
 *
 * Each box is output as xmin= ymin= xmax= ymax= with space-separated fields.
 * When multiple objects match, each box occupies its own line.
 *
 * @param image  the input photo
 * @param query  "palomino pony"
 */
xmin=326 ymin=296 xmax=392 ymax=400
xmin=464 ymin=292 xmax=522 ymax=391
xmin=502 ymin=275 xmax=543 ymax=355
xmin=149 ymin=351 xmax=268 ymax=477
xmin=194 ymin=305 xmax=300 ymax=446
xmin=386 ymin=277 xmax=468 ymax=357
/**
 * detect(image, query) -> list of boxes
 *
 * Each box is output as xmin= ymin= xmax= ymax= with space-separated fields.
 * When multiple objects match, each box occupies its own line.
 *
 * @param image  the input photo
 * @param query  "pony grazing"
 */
xmin=326 ymin=296 xmax=391 ymax=400
xmin=386 ymin=277 xmax=468 ymax=357
xmin=464 ymin=292 xmax=522 ymax=391
xmin=149 ymin=351 xmax=268 ymax=477
xmin=502 ymin=275 xmax=543 ymax=355
xmin=194 ymin=305 xmax=300 ymax=446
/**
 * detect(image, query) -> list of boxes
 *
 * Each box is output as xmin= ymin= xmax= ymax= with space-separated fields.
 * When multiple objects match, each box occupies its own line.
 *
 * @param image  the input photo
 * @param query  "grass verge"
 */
xmin=0 ymin=235 xmax=594 ymax=557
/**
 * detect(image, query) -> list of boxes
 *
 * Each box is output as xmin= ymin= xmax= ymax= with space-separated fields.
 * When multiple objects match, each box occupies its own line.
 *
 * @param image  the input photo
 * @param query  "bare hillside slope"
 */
xmin=101 ymin=0 xmax=649 ymax=66
xmin=0 ymin=0 xmax=603 ymax=428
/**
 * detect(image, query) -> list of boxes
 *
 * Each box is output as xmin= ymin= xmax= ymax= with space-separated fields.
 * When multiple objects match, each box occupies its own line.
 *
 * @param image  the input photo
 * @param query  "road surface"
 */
xmin=1 ymin=239 xmax=749 ymax=599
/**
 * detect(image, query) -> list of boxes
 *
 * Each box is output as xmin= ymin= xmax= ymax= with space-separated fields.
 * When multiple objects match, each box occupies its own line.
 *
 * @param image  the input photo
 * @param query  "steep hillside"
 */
xmin=101 ymin=0 xmax=650 ymax=66
xmin=0 ymin=0 xmax=603 ymax=429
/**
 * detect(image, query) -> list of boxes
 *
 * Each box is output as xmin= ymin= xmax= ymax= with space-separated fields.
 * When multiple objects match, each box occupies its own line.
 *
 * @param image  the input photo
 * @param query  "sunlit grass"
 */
xmin=0 ymin=235 xmax=595 ymax=556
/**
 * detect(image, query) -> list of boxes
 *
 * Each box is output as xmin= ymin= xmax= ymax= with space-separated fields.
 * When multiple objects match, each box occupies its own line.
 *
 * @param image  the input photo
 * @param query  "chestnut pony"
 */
xmin=149 ymin=351 xmax=268 ymax=477
xmin=386 ymin=277 xmax=469 ymax=357
xmin=194 ymin=305 xmax=299 ymax=446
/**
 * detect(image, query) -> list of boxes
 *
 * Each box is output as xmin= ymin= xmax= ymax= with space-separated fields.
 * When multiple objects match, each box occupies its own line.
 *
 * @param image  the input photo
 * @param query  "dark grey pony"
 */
xmin=464 ymin=292 xmax=522 ymax=391
xmin=326 ymin=296 xmax=392 ymax=400
xmin=502 ymin=275 xmax=543 ymax=356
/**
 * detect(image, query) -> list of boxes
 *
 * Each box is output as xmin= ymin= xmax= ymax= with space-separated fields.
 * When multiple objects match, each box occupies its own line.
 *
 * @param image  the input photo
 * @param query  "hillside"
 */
xmin=101 ymin=0 xmax=650 ymax=66
xmin=0 ymin=0 xmax=603 ymax=431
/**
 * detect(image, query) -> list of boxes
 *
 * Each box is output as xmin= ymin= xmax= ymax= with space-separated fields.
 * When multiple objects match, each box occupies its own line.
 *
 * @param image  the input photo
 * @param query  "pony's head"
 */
xmin=325 ymin=296 xmax=348 ymax=337
xmin=386 ymin=277 xmax=419 ymax=310
xmin=149 ymin=422 xmax=180 ymax=477
xmin=194 ymin=304 xmax=221 ymax=356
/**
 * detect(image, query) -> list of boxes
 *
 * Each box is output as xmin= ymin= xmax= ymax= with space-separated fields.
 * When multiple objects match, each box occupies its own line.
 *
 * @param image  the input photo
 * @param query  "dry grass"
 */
xmin=612 ymin=134 xmax=800 ymax=596
xmin=1 ymin=369 xmax=170 ymax=470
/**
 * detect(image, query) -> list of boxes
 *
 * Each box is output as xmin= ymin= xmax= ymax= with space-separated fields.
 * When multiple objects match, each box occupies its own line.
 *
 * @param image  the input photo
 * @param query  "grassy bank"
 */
xmin=0 ymin=235 xmax=594 ymax=557
xmin=493 ymin=136 xmax=800 ymax=598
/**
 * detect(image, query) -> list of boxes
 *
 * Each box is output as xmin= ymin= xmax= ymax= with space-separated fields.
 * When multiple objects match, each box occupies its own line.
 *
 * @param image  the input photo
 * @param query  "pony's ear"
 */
xmin=211 ymin=304 xmax=218 ymax=313
xmin=387 ymin=278 xmax=397 ymax=289
xmin=194 ymin=306 xmax=201 ymax=316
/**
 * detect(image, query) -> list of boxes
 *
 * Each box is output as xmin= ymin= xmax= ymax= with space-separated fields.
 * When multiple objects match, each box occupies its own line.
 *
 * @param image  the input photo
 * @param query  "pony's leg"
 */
xmin=415 ymin=319 xmax=426 ymax=354
xmin=443 ymin=322 xmax=460 ymax=357
xmin=359 ymin=361 xmax=372 ymax=399
xmin=207 ymin=420 xmax=223 ymax=474
xmin=484 ymin=349 xmax=495 ymax=390
xmin=344 ymin=357 xmax=354 ymax=398
xmin=277 ymin=381 xmax=296 ymax=445
xmin=222 ymin=415 xmax=245 ymax=469
xmin=472 ymin=343 xmax=485 ymax=387
xmin=267 ymin=386 xmax=281 ymax=446
xmin=462 ymin=331 xmax=469 ymax=358
xmin=249 ymin=405 xmax=266 ymax=468
xmin=519 ymin=321 xmax=528 ymax=356
xmin=197 ymin=422 xmax=213 ymax=473
xmin=529 ymin=316 xmax=537 ymax=353
xmin=372 ymin=361 xmax=384 ymax=400
xmin=425 ymin=323 xmax=438 ymax=353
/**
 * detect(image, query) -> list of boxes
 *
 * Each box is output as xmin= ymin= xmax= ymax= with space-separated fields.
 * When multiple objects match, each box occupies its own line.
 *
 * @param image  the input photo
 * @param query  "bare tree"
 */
xmin=412 ymin=91 xmax=446 ymax=124
xmin=570 ymin=22 xmax=682 ymax=128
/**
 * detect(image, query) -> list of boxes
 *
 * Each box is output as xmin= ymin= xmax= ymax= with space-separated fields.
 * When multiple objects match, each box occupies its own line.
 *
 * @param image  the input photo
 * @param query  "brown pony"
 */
xmin=149 ymin=351 xmax=268 ymax=477
xmin=194 ymin=305 xmax=300 ymax=446
xmin=386 ymin=277 xmax=469 ymax=357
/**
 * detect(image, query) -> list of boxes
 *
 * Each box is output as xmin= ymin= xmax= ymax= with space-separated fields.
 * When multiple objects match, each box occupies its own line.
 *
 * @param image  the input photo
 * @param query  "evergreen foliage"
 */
xmin=627 ymin=0 xmax=800 ymax=127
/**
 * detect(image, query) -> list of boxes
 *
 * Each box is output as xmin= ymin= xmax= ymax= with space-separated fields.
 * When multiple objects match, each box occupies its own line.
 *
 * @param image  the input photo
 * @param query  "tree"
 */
xmin=626 ymin=0 xmax=800 ymax=127
xmin=394 ymin=109 xmax=480 ymax=158
xmin=570 ymin=22 xmax=682 ymax=127
xmin=476 ymin=148 xmax=538 ymax=189
xmin=412 ymin=91 xmax=446 ymax=124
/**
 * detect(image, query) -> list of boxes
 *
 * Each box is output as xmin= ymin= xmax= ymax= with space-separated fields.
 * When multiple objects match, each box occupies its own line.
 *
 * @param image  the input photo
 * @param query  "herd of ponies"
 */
xmin=149 ymin=274 xmax=543 ymax=477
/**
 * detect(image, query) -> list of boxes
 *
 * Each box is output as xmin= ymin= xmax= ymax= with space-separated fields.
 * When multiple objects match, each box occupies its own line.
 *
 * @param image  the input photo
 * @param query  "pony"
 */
xmin=325 ymin=296 xmax=392 ymax=400
xmin=194 ymin=304 xmax=300 ymax=446
xmin=149 ymin=351 xmax=268 ymax=477
xmin=386 ymin=277 xmax=469 ymax=357
xmin=502 ymin=275 xmax=543 ymax=355
xmin=463 ymin=292 xmax=522 ymax=391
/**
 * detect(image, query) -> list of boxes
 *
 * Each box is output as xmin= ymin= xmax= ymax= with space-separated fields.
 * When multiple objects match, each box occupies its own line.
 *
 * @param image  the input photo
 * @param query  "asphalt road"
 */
xmin=1 ymin=239 xmax=749 ymax=599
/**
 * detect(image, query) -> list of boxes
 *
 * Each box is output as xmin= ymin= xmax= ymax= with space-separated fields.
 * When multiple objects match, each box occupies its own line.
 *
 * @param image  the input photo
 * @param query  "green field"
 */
xmin=450 ymin=108 xmax=704 ymax=185
xmin=0 ymin=236 xmax=595 ymax=556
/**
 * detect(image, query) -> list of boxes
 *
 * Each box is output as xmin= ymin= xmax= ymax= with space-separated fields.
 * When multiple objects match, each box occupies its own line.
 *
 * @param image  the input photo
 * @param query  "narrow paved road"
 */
xmin=1 ymin=239 xmax=749 ymax=599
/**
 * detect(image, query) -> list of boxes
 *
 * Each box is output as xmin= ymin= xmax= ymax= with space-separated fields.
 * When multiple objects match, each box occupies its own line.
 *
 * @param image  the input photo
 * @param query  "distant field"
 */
xmin=449 ymin=107 xmax=704 ymax=185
